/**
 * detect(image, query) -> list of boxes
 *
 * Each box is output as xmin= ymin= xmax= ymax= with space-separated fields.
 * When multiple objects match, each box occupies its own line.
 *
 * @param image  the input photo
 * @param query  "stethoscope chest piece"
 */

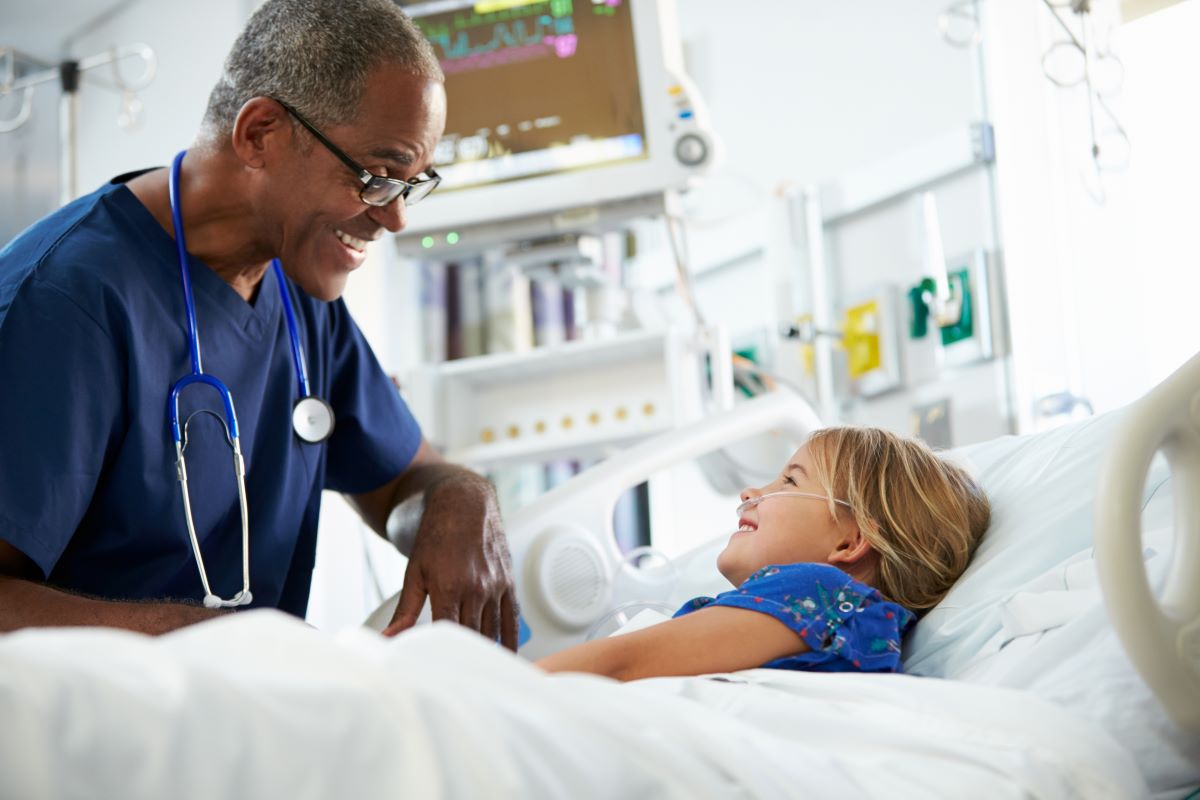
xmin=293 ymin=395 xmax=335 ymax=443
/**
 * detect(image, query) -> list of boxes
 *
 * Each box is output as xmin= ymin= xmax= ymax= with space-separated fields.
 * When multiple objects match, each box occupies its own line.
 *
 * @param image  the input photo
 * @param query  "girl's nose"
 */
xmin=739 ymin=487 xmax=760 ymax=503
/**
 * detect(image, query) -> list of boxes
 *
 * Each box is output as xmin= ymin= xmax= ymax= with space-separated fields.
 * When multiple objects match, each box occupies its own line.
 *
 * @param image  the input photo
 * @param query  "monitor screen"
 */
xmin=409 ymin=0 xmax=648 ymax=194
xmin=397 ymin=0 xmax=713 ymax=243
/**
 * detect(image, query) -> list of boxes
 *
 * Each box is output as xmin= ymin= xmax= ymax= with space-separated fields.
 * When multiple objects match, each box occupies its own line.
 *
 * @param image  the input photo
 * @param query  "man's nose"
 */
xmin=367 ymin=195 xmax=407 ymax=233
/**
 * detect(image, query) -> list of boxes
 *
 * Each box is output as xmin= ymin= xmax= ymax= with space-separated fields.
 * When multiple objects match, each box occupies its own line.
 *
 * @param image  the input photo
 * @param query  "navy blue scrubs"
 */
xmin=0 ymin=173 xmax=422 ymax=615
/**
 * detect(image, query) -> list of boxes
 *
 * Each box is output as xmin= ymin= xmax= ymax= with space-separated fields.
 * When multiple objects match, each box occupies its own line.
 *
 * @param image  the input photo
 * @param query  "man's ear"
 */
xmin=229 ymin=97 xmax=292 ymax=169
xmin=827 ymin=526 xmax=874 ymax=568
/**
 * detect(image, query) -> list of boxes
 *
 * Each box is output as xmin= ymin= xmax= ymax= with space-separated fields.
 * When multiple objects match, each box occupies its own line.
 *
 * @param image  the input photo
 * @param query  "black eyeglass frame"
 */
xmin=272 ymin=98 xmax=441 ymax=208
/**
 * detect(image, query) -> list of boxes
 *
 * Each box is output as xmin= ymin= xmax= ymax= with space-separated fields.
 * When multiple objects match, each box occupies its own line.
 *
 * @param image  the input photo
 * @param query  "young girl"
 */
xmin=537 ymin=427 xmax=990 ymax=681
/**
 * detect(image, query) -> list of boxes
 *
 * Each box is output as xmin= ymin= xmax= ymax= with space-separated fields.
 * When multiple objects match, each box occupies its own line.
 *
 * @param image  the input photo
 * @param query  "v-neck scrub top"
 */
xmin=0 ymin=173 xmax=423 ymax=615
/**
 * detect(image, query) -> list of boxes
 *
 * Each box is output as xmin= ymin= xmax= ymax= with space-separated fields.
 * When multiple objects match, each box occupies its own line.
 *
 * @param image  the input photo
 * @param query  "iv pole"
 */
xmin=1 ymin=44 xmax=156 ymax=206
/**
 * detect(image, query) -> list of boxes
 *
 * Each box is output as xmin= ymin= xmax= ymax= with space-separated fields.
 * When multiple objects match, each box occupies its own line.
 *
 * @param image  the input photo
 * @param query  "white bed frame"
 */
xmin=1096 ymin=350 xmax=1200 ymax=732
xmin=507 ymin=390 xmax=820 ymax=660
xmin=507 ymin=351 xmax=1200 ymax=733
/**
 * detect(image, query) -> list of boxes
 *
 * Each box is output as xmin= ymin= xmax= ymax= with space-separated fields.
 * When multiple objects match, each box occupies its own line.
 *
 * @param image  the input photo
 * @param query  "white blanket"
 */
xmin=0 ymin=612 xmax=1147 ymax=800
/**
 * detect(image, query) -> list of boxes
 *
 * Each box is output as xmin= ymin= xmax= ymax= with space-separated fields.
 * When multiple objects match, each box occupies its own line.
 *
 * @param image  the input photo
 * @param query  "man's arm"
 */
xmin=345 ymin=439 xmax=519 ymax=649
xmin=536 ymin=606 xmax=811 ymax=681
xmin=0 ymin=540 xmax=223 ymax=635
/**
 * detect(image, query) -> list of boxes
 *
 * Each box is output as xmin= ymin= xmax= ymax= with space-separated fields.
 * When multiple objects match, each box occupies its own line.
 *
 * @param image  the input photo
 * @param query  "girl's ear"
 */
xmin=827 ymin=525 xmax=874 ymax=568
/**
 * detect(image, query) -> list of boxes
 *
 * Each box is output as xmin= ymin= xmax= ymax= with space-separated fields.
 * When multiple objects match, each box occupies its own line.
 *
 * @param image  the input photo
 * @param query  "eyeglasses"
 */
xmin=273 ymin=98 xmax=441 ymax=208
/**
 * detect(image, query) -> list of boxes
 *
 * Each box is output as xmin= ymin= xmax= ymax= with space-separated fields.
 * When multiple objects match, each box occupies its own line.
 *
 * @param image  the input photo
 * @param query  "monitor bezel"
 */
xmin=400 ymin=0 xmax=710 ymax=237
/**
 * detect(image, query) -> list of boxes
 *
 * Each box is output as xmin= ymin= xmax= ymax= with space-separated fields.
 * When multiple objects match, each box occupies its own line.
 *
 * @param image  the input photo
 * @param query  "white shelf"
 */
xmin=432 ymin=328 xmax=671 ymax=384
xmin=447 ymin=423 xmax=672 ymax=470
xmin=406 ymin=326 xmax=730 ymax=470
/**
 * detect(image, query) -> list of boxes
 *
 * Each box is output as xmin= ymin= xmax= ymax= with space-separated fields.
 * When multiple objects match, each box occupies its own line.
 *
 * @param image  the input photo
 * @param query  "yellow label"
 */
xmin=794 ymin=315 xmax=815 ymax=377
xmin=475 ymin=0 xmax=544 ymax=12
xmin=844 ymin=301 xmax=882 ymax=379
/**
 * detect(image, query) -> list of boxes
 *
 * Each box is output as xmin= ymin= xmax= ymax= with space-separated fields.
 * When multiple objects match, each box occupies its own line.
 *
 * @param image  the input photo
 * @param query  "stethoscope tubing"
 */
xmin=168 ymin=150 xmax=241 ymax=444
xmin=168 ymin=150 xmax=205 ymax=378
xmin=166 ymin=149 xmax=324 ymax=442
xmin=165 ymin=147 xmax=329 ymax=608
xmin=272 ymin=259 xmax=313 ymax=399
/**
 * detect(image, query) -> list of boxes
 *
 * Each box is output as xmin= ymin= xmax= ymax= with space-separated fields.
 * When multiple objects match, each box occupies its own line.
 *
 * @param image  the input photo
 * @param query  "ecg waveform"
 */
xmin=412 ymin=0 xmax=625 ymax=76
xmin=426 ymin=16 xmax=575 ymax=69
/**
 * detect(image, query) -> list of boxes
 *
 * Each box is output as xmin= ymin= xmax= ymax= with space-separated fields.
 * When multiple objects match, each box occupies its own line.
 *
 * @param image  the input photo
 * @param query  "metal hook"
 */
xmin=0 ymin=43 xmax=156 ymax=137
xmin=1040 ymin=0 xmax=1129 ymax=203
xmin=0 ymin=47 xmax=35 ymax=133
xmin=1041 ymin=39 xmax=1087 ymax=88
xmin=104 ymin=43 xmax=157 ymax=92
xmin=938 ymin=0 xmax=982 ymax=48
xmin=0 ymin=86 xmax=34 ymax=133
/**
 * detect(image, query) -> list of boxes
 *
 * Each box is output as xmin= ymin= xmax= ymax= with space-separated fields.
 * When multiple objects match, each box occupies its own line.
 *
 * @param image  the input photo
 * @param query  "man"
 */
xmin=0 ymin=0 xmax=519 ymax=647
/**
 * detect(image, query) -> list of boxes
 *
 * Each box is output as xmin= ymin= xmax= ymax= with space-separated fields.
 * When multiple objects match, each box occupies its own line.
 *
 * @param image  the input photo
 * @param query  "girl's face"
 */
xmin=716 ymin=444 xmax=860 ymax=586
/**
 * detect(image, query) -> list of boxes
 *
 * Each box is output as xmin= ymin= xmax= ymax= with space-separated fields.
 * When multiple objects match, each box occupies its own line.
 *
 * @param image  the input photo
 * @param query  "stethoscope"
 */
xmin=166 ymin=149 xmax=335 ymax=609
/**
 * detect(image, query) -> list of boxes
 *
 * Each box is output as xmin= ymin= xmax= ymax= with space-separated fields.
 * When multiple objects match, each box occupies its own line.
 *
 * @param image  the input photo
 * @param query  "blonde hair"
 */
xmin=805 ymin=427 xmax=990 ymax=612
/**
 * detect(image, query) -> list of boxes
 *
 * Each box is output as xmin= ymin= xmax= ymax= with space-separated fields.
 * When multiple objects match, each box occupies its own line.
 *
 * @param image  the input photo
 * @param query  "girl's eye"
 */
xmin=782 ymin=475 xmax=796 ymax=486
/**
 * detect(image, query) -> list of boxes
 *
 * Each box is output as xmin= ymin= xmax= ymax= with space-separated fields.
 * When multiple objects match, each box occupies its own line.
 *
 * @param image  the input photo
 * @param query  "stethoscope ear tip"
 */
xmin=202 ymin=590 xmax=253 ymax=609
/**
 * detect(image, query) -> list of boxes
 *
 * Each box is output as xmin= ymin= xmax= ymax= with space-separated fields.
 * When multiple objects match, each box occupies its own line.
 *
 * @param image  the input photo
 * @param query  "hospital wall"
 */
xmin=0 ymin=81 xmax=59 ymax=244
xmin=6 ymin=0 xmax=1196 ymax=429
xmin=67 ymin=0 xmax=252 ymax=195
xmin=984 ymin=0 xmax=1200 ymax=429
xmin=627 ymin=0 xmax=1007 ymax=450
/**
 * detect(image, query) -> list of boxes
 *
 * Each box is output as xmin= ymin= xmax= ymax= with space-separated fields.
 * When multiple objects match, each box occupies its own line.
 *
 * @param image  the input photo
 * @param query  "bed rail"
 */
xmin=1095 ymin=351 xmax=1200 ymax=732
xmin=507 ymin=390 xmax=822 ymax=660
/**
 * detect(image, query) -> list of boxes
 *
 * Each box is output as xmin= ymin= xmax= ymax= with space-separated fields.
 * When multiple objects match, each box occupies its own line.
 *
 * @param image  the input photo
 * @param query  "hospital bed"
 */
xmin=2 ymin=355 xmax=1199 ymax=799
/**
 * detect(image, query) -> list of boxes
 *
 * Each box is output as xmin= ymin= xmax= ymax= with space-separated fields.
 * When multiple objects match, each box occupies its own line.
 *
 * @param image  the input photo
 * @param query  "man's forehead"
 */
xmin=353 ymin=73 xmax=445 ymax=162
xmin=360 ymin=73 xmax=446 ymax=134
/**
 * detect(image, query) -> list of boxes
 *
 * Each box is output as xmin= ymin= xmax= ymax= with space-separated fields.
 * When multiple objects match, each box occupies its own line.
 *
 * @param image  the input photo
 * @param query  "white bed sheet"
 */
xmin=0 ymin=612 xmax=1146 ymax=800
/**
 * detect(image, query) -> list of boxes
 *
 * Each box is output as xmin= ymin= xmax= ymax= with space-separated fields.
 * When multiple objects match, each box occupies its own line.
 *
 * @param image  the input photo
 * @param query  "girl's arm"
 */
xmin=535 ymin=606 xmax=811 ymax=681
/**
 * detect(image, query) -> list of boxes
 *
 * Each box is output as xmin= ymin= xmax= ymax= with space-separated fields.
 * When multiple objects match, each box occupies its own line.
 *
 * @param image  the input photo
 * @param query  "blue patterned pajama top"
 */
xmin=673 ymin=563 xmax=916 ymax=673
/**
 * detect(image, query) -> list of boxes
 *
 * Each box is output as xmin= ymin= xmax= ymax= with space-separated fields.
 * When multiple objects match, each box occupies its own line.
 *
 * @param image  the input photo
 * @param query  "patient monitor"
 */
xmin=398 ymin=0 xmax=716 ymax=253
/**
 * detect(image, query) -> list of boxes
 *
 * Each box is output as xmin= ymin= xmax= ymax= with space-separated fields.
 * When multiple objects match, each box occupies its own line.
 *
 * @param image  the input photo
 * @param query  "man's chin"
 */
xmin=289 ymin=272 xmax=349 ymax=303
xmin=312 ymin=280 xmax=348 ymax=303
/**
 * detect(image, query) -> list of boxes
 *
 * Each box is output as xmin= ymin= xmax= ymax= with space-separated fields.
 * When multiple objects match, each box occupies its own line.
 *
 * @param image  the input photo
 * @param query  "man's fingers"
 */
xmin=480 ymin=600 xmax=500 ymax=643
xmin=458 ymin=595 xmax=482 ymax=635
xmin=383 ymin=564 xmax=427 ymax=637
xmin=499 ymin=592 xmax=519 ymax=652
xmin=430 ymin=592 xmax=461 ymax=625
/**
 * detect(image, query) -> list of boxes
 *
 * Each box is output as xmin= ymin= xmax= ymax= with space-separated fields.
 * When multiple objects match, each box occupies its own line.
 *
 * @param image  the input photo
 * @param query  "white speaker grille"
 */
xmin=534 ymin=527 xmax=611 ymax=628
xmin=548 ymin=542 xmax=606 ymax=612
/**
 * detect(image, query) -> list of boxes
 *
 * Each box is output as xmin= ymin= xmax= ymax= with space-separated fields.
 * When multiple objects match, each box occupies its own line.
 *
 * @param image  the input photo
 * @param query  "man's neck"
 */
xmin=126 ymin=145 xmax=271 ymax=302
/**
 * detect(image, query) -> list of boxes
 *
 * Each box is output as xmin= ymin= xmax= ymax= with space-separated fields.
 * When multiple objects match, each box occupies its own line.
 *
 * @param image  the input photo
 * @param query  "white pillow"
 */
xmin=955 ymin=521 xmax=1200 ymax=799
xmin=908 ymin=413 xmax=1197 ymax=795
xmin=903 ymin=409 xmax=1172 ymax=678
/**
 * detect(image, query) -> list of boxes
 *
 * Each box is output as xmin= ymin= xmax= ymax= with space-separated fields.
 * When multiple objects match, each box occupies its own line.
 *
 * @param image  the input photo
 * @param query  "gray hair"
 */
xmin=202 ymin=0 xmax=443 ymax=138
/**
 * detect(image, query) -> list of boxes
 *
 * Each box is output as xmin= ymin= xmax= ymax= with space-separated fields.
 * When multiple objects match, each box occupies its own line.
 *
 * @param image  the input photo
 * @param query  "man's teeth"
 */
xmin=335 ymin=229 xmax=368 ymax=251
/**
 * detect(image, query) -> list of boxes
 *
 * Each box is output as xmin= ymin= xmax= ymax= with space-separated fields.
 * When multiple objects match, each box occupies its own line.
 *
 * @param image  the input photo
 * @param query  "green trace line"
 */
xmin=415 ymin=4 xmax=548 ymax=38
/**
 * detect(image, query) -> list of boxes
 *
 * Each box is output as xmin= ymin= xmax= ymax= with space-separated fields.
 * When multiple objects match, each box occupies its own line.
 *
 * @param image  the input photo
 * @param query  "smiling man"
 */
xmin=0 ymin=0 xmax=519 ymax=647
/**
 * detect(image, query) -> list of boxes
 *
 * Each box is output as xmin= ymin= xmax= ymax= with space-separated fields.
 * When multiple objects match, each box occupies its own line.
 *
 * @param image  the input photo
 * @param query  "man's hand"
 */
xmin=382 ymin=473 xmax=519 ymax=649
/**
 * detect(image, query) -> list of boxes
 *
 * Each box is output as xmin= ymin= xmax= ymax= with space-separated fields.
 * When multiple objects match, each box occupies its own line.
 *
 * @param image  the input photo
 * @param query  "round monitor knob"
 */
xmin=674 ymin=133 xmax=709 ymax=167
